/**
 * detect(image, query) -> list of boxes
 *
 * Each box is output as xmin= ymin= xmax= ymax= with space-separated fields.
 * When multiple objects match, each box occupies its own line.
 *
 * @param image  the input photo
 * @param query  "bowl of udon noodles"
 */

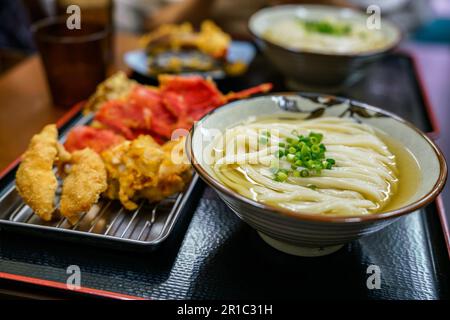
xmin=248 ymin=5 xmax=401 ymax=90
xmin=187 ymin=93 xmax=447 ymax=257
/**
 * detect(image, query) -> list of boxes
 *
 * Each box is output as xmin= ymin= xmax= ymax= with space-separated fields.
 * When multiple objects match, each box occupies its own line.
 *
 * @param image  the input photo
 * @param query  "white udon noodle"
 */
xmin=205 ymin=117 xmax=398 ymax=216
xmin=263 ymin=18 xmax=389 ymax=54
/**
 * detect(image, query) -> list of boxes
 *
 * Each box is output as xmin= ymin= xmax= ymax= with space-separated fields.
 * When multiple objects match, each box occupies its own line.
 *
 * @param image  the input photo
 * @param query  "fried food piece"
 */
xmin=60 ymin=148 xmax=107 ymax=224
xmin=55 ymin=142 xmax=72 ymax=179
xmin=56 ymin=143 xmax=72 ymax=163
xmin=195 ymin=20 xmax=231 ymax=59
xmin=140 ymin=20 xmax=230 ymax=59
xmin=83 ymin=72 xmax=137 ymax=114
xmin=102 ymin=135 xmax=165 ymax=210
xmin=15 ymin=125 xmax=58 ymax=221
xmin=139 ymin=137 xmax=192 ymax=202
xmin=101 ymin=136 xmax=191 ymax=210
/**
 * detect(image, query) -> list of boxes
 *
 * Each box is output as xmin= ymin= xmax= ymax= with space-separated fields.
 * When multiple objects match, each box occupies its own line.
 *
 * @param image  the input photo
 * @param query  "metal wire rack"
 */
xmin=0 ymin=113 xmax=199 ymax=250
xmin=0 ymin=174 xmax=198 ymax=249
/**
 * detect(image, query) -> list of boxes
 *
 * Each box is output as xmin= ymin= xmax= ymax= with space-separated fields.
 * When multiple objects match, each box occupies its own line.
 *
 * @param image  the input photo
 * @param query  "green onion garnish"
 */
xmin=273 ymin=131 xmax=336 ymax=182
xmin=300 ymin=169 xmax=310 ymax=177
xmin=275 ymin=171 xmax=288 ymax=182
xmin=286 ymin=154 xmax=296 ymax=162
xmin=300 ymin=19 xmax=352 ymax=36
xmin=311 ymin=144 xmax=321 ymax=153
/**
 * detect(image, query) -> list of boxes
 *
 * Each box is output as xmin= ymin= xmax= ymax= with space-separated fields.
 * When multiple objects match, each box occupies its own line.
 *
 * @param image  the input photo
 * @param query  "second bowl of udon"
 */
xmin=248 ymin=5 xmax=401 ymax=90
xmin=187 ymin=94 xmax=447 ymax=257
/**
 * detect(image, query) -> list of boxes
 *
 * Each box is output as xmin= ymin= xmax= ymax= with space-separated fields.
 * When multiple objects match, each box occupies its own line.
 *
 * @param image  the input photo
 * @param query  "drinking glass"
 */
xmin=32 ymin=17 xmax=110 ymax=108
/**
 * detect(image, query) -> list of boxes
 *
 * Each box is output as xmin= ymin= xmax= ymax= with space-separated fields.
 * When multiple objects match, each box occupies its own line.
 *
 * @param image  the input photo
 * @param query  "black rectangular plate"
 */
xmin=0 ymin=52 xmax=448 ymax=299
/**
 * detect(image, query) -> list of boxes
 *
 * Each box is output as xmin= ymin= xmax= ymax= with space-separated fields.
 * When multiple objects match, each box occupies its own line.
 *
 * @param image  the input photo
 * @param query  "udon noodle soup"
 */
xmin=263 ymin=17 xmax=389 ymax=54
xmin=206 ymin=116 xmax=420 ymax=216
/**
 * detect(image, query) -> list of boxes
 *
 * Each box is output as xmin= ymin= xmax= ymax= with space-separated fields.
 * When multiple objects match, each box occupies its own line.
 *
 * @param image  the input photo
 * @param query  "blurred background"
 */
xmin=1 ymin=0 xmax=449 ymax=73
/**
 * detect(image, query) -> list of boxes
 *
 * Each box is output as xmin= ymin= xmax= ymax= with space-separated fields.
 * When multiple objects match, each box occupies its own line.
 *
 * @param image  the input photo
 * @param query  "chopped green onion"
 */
xmin=300 ymin=136 xmax=310 ymax=144
xmin=300 ymin=169 xmax=309 ymax=177
xmin=275 ymin=171 xmax=288 ymax=182
xmin=311 ymin=144 xmax=321 ymax=153
xmin=306 ymin=160 xmax=315 ymax=169
xmin=310 ymin=132 xmax=323 ymax=142
xmin=301 ymin=145 xmax=310 ymax=154
xmin=297 ymin=141 xmax=306 ymax=149
xmin=272 ymin=131 xmax=335 ymax=181
xmin=301 ymin=19 xmax=352 ymax=36
xmin=302 ymin=154 xmax=311 ymax=162
xmin=276 ymin=149 xmax=285 ymax=158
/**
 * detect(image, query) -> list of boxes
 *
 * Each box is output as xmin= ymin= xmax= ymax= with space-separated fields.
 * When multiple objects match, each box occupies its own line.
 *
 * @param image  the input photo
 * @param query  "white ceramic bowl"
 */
xmin=248 ymin=5 xmax=401 ymax=89
xmin=187 ymin=93 xmax=447 ymax=256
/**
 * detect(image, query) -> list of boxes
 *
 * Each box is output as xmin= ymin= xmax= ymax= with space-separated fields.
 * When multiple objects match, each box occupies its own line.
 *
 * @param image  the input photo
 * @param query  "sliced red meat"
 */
xmin=129 ymin=85 xmax=177 ymax=139
xmin=64 ymin=126 xmax=125 ymax=153
xmin=88 ymin=76 xmax=273 ymax=143
xmin=224 ymin=83 xmax=273 ymax=101
xmin=158 ymin=75 xmax=226 ymax=131
xmin=160 ymin=75 xmax=225 ymax=118
xmin=94 ymin=99 xmax=152 ymax=139
xmin=159 ymin=75 xmax=273 ymax=124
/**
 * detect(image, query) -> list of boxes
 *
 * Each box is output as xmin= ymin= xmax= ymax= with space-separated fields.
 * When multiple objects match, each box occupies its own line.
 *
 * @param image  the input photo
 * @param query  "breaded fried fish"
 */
xmin=60 ymin=148 xmax=107 ymax=224
xmin=15 ymin=124 xmax=58 ymax=221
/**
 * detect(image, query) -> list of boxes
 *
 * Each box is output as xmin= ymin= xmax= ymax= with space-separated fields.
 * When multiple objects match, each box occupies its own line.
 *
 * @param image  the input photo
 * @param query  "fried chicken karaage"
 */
xmin=15 ymin=124 xmax=59 ymax=221
xmin=60 ymin=148 xmax=108 ymax=224
xmin=16 ymin=125 xmax=108 ymax=224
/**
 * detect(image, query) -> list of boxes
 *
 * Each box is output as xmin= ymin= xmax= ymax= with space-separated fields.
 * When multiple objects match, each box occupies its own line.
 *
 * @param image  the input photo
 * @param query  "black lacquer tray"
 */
xmin=0 ymin=52 xmax=449 ymax=299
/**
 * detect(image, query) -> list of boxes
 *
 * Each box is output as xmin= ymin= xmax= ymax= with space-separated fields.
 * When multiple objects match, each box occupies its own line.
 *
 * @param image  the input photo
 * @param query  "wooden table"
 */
xmin=0 ymin=32 xmax=139 ymax=171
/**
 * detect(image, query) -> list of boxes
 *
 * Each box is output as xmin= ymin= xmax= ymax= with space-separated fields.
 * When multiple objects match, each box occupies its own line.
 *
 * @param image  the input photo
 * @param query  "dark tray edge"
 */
xmin=398 ymin=49 xmax=441 ymax=139
xmin=401 ymin=49 xmax=450 ymax=259
xmin=0 ymin=272 xmax=146 ymax=300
